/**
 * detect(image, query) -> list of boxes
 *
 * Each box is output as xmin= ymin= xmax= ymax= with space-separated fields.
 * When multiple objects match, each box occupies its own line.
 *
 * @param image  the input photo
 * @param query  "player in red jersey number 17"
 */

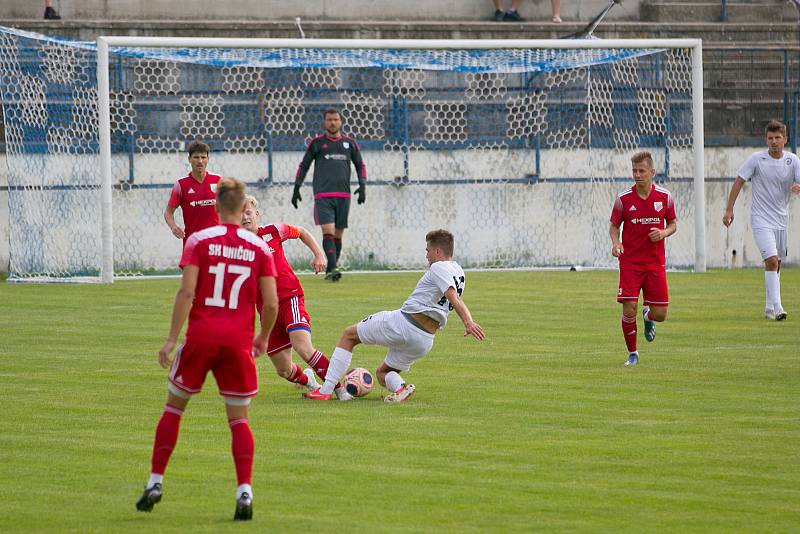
xmin=136 ymin=178 xmax=279 ymax=521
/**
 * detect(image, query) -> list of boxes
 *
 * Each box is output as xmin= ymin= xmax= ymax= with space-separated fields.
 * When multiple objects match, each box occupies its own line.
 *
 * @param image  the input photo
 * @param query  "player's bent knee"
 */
xmin=224 ymin=396 xmax=252 ymax=407
xmin=339 ymin=325 xmax=361 ymax=347
xmin=650 ymin=306 xmax=668 ymax=321
xmin=168 ymin=382 xmax=192 ymax=400
xmin=764 ymin=256 xmax=780 ymax=270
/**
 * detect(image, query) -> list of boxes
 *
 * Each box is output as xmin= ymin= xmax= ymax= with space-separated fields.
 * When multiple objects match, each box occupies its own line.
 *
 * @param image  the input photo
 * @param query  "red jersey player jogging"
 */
xmin=136 ymin=178 xmax=278 ymax=521
xmin=610 ymin=151 xmax=677 ymax=367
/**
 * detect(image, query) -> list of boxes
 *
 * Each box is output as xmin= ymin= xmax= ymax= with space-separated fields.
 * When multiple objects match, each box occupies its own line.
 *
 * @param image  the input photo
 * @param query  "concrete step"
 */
xmin=641 ymin=1 xmax=796 ymax=23
xmin=1 ymin=19 xmax=799 ymax=45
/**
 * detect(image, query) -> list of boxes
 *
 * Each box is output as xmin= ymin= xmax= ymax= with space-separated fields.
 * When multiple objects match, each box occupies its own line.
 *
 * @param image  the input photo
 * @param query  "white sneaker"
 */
xmin=334 ymin=386 xmax=353 ymax=401
xmin=384 ymin=384 xmax=416 ymax=403
xmin=765 ymin=309 xmax=776 ymax=320
xmin=774 ymin=309 xmax=787 ymax=321
xmin=302 ymin=368 xmax=320 ymax=390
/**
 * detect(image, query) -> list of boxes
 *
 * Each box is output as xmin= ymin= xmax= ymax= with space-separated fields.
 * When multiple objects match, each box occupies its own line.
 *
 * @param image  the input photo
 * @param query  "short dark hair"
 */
xmin=631 ymin=150 xmax=654 ymax=168
xmin=323 ymin=108 xmax=341 ymax=119
xmin=426 ymin=229 xmax=454 ymax=257
xmin=216 ymin=177 xmax=246 ymax=215
xmin=187 ymin=141 xmax=210 ymax=156
xmin=765 ymin=119 xmax=787 ymax=137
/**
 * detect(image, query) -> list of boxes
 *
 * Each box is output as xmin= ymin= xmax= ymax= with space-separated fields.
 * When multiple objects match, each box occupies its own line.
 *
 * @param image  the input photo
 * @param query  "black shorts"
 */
xmin=314 ymin=197 xmax=350 ymax=229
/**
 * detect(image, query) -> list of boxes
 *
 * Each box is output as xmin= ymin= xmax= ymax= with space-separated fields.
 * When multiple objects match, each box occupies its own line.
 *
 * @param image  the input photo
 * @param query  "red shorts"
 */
xmin=617 ymin=267 xmax=669 ymax=306
xmin=168 ymin=340 xmax=258 ymax=398
xmin=267 ymin=295 xmax=312 ymax=355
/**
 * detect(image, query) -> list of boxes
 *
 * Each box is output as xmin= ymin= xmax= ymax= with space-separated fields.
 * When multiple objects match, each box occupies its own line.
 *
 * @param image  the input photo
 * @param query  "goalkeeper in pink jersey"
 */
xmin=242 ymin=195 xmax=353 ymax=401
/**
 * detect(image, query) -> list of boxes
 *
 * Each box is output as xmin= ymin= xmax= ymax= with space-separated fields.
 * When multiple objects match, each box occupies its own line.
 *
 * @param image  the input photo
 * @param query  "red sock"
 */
xmin=151 ymin=404 xmax=183 ymax=475
xmin=621 ymin=315 xmax=637 ymax=353
xmin=229 ymin=418 xmax=254 ymax=486
xmin=307 ymin=350 xmax=330 ymax=382
xmin=287 ymin=362 xmax=309 ymax=385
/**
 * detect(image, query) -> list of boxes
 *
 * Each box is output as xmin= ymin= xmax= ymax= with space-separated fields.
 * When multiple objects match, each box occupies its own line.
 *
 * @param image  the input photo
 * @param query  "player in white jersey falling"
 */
xmin=304 ymin=229 xmax=485 ymax=402
xmin=723 ymin=119 xmax=800 ymax=320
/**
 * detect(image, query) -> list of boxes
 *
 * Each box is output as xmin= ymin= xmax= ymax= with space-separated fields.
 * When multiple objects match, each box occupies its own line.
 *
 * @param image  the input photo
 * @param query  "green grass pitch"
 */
xmin=0 ymin=269 xmax=798 ymax=532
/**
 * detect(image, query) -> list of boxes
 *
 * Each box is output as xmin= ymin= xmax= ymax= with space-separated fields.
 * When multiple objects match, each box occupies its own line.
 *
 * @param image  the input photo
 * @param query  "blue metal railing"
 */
xmin=720 ymin=0 xmax=729 ymax=22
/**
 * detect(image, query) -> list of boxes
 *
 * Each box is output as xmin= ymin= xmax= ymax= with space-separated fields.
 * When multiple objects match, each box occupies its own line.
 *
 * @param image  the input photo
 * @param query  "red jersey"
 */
xmin=610 ymin=184 xmax=676 ymax=270
xmin=180 ymin=224 xmax=276 ymax=349
xmin=256 ymin=223 xmax=304 ymax=301
xmin=168 ymin=172 xmax=222 ymax=243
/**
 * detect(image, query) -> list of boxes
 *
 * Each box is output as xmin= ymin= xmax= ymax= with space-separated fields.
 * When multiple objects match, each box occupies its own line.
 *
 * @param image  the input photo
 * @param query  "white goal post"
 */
xmin=0 ymin=28 xmax=705 ymax=282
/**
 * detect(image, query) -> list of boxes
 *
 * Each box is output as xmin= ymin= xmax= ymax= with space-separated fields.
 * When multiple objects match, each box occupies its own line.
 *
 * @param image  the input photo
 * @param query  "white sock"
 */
xmin=147 ymin=473 xmax=163 ymax=487
xmin=765 ymin=271 xmax=782 ymax=311
xmin=385 ymin=371 xmax=404 ymax=393
xmin=237 ymin=483 xmax=252 ymax=499
xmin=765 ymin=280 xmax=772 ymax=312
xmin=320 ymin=347 xmax=352 ymax=395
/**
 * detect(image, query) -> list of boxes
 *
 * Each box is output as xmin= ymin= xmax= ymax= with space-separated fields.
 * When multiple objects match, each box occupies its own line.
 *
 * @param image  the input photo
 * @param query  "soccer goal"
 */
xmin=0 ymin=27 xmax=705 ymax=282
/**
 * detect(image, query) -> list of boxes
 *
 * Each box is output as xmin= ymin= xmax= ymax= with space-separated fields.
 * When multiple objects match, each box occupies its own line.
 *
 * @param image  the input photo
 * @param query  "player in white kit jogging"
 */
xmin=304 ymin=229 xmax=485 ymax=403
xmin=723 ymin=120 xmax=800 ymax=320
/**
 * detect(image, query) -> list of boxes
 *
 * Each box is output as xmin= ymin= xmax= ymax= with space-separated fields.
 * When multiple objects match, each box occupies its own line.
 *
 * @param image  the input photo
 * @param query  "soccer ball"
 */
xmin=344 ymin=368 xmax=373 ymax=397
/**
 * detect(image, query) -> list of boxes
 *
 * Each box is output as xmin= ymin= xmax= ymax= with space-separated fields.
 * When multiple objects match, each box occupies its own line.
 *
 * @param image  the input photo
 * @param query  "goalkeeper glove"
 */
xmin=354 ymin=184 xmax=366 ymax=205
xmin=291 ymin=185 xmax=302 ymax=209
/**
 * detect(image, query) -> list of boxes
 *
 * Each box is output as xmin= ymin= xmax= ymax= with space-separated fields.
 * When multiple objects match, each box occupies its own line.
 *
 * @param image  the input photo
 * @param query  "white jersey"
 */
xmin=400 ymin=260 xmax=465 ymax=329
xmin=737 ymin=150 xmax=800 ymax=230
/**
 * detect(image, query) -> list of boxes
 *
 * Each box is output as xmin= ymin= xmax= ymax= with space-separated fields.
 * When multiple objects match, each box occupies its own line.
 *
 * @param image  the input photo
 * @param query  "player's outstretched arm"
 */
xmin=723 ymin=177 xmax=746 ymax=227
xmin=159 ymin=265 xmax=198 ymax=367
xmin=253 ymin=276 xmax=278 ymax=356
xmin=164 ymin=204 xmax=184 ymax=239
xmin=444 ymin=287 xmax=485 ymax=341
xmin=297 ymin=227 xmax=327 ymax=273
xmin=609 ymin=223 xmax=623 ymax=257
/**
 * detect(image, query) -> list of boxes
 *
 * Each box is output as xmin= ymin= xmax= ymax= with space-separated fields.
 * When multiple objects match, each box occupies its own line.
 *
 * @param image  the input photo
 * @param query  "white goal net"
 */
xmin=0 ymin=27 xmax=704 ymax=282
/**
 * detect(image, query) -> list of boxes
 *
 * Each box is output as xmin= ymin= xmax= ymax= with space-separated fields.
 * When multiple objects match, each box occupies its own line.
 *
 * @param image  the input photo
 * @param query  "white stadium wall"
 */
xmin=2 ymin=147 xmax=798 ymax=275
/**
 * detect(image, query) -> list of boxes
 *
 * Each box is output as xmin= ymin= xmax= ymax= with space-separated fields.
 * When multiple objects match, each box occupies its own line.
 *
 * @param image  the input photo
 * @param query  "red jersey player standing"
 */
xmin=136 ymin=178 xmax=279 ymax=521
xmin=610 ymin=151 xmax=677 ymax=366
xmin=164 ymin=141 xmax=223 ymax=246
xmin=241 ymin=195 xmax=353 ymax=400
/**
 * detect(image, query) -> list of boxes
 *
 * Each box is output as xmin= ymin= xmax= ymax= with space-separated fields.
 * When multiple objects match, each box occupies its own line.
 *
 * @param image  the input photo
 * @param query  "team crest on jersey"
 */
xmin=343 ymin=142 xmax=350 ymax=149
xmin=210 ymin=184 xmax=217 ymax=192
xmin=653 ymin=201 xmax=663 ymax=212
xmin=188 ymin=188 xmax=195 ymax=194
xmin=262 ymin=234 xmax=273 ymax=242
xmin=787 ymin=158 xmax=792 ymax=165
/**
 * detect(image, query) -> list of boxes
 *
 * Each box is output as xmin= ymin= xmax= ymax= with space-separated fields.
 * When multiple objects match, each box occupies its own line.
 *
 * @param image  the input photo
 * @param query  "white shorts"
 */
xmin=356 ymin=309 xmax=435 ymax=372
xmin=753 ymin=227 xmax=788 ymax=261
